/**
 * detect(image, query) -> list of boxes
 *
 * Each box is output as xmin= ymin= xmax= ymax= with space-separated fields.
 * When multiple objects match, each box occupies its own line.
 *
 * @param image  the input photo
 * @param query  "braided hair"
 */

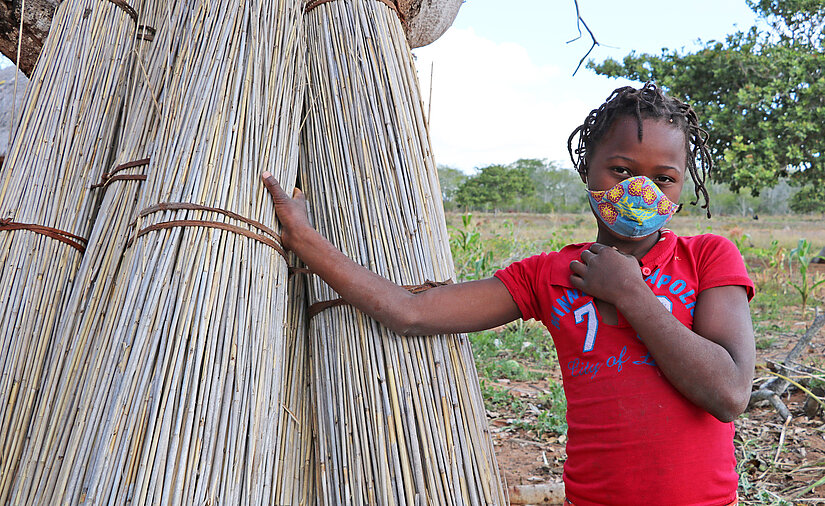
xmin=567 ymin=82 xmax=713 ymax=217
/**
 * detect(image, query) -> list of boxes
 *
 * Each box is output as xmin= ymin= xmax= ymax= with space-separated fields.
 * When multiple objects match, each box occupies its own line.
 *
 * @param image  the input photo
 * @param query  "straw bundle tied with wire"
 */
xmin=8 ymin=3 xmax=189 ymax=503
xmin=274 ymin=258 xmax=317 ymax=504
xmin=301 ymin=0 xmax=506 ymax=503
xmin=0 ymin=0 xmax=145 ymax=501
xmin=15 ymin=0 xmax=307 ymax=502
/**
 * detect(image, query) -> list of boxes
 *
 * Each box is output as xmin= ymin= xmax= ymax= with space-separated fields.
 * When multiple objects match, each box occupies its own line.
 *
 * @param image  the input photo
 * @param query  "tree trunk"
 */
xmin=0 ymin=0 xmax=58 ymax=76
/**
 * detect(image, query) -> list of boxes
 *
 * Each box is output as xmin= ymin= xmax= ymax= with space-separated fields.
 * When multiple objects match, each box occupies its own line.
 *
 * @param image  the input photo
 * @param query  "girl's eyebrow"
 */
xmin=607 ymin=155 xmax=681 ymax=172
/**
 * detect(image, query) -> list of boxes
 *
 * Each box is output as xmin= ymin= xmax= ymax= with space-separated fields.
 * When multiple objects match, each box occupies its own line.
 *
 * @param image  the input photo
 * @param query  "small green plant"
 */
xmin=787 ymin=239 xmax=825 ymax=314
xmin=449 ymin=214 xmax=495 ymax=281
xmin=469 ymin=322 xmax=557 ymax=382
xmin=728 ymin=228 xmax=751 ymax=252
xmin=536 ymin=381 xmax=568 ymax=435
xmin=752 ymin=239 xmax=784 ymax=269
xmin=512 ymin=380 xmax=567 ymax=439
xmin=479 ymin=380 xmax=526 ymax=415
xmin=755 ymin=336 xmax=777 ymax=350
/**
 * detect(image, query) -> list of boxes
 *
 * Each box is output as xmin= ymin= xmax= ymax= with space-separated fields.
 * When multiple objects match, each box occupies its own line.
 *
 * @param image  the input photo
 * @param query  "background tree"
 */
xmin=437 ymin=164 xmax=468 ymax=210
xmin=591 ymin=0 xmax=825 ymax=213
xmin=454 ymin=163 xmax=535 ymax=211
xmin=509 ymin=158 xmax=588 ymax=213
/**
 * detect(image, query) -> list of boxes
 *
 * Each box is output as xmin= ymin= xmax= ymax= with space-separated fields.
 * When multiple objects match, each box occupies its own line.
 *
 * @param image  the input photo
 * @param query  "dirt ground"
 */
xmin=490 ymin=278 xmax=825 ymax=504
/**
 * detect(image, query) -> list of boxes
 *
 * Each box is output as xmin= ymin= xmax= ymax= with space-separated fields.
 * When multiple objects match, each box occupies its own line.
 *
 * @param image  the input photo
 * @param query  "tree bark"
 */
xmin=397 ymin=0 xmax=463 ymax=48
xmin=0 ymin=0 xmax=59 ymax=76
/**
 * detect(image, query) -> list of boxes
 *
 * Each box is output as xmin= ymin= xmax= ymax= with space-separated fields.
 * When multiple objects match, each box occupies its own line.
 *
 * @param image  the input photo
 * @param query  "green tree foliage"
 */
xmin=443 ymin=159 xmax=589 ymax=213
xmin=454 ymin=164 xmax=535 ymax=211
xmin=437 ymin=165 xmax=468 ymax=210
xmin=510 ymin=158 xmax=588 ymax=213
xmin=590 ymin=0 xmax=825 ymax=213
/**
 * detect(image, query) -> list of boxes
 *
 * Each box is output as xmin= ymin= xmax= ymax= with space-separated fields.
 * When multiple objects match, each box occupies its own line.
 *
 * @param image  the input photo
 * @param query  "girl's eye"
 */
xmin=611 ymin=166 xmax=630 ymax=175
xmin=655 ymin=176 xmax=675 ymax=184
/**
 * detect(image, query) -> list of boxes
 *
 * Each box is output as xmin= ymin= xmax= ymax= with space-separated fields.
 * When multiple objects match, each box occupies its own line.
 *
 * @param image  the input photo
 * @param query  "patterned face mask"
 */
xmin=587 ymin=175 xmax=679 ymax=238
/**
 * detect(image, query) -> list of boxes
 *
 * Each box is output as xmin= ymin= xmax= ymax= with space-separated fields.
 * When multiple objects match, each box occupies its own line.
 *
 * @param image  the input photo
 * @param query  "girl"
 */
xmin=262 ymin=83 xmax=755 ymax=505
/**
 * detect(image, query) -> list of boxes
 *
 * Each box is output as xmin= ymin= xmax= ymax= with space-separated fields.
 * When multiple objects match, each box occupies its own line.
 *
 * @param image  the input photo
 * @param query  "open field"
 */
xmin=445 ymin=211 xmax=825 ymax=505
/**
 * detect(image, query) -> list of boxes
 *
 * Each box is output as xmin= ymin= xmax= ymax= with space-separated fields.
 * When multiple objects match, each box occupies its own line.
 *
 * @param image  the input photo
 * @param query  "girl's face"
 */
xmin=584 ymin=115 xmax=686 ymax=199
xmin=582 ymin=115 xmax=688 ymax=246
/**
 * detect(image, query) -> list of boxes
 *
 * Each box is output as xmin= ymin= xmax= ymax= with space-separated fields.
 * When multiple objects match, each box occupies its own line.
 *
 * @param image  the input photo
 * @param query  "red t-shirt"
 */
xmin=494 ymin=230 xmax=754 ymax=505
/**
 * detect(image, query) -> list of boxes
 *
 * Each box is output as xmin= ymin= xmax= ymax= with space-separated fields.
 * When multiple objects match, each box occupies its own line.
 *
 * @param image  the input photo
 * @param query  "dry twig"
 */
xmin=749 ymin=309 xmax=825 ymax=420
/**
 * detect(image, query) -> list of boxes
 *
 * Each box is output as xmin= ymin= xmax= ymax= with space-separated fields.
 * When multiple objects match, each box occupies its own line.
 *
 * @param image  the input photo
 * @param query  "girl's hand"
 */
xmin=569 ymin=243 xmax=646 ymax=303
xmin=261 ymin=172 xmax=310 ymax=251
xmin=259 ymin=174 xmax=520 ymax=337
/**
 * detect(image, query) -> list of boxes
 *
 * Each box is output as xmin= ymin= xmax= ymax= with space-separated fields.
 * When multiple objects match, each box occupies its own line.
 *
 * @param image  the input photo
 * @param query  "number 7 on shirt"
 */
xmin=573 ymin=297 xmax=674 ymax=353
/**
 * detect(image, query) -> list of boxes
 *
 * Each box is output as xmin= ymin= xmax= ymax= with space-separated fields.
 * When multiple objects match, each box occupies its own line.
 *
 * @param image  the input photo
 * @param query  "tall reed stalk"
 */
xmin=274 ymin=256 xmax=317 ymax=504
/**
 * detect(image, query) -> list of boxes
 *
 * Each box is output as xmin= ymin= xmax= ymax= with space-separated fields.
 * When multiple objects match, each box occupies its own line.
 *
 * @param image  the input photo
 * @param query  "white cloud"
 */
xmin=413 ymin=28 xmax=592 ymax=173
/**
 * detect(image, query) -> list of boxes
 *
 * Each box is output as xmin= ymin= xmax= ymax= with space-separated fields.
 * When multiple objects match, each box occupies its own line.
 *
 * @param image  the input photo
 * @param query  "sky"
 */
xmin=0 ymin=1 xmax=761 ymax=172
xmin=411 ymin=0 xmax=762 ymax=173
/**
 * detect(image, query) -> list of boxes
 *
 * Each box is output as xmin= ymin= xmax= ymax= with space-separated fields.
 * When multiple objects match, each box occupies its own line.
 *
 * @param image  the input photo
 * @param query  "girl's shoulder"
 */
xmin=522 ymin=242 xmax=593 ymax=266
xmin=500 ymin=242 xmax=592 ymax=281
xmin=670 ymin=231 xmax=739 ymax=254
xmin=668 ymin=231 xmax=754 ymax=298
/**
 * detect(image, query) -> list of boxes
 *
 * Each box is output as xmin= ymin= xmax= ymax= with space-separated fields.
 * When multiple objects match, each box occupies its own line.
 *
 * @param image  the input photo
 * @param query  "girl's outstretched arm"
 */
xmin=262 ymin=172 xmax=522 ymax=336
xmin=570 ymin=243 xmax=755 ymax=423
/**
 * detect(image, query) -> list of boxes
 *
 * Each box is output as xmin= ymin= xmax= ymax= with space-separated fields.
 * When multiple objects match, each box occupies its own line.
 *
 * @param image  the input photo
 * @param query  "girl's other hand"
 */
xmin=569 ymin=243 xmax=645 ymax=303
xmin=261 ymin=172 xmax=310 ymax=250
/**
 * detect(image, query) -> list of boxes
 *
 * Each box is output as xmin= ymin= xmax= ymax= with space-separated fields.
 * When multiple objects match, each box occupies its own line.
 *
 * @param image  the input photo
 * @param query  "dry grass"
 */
xmin=446 ymin=212 xmax=825 ymax=251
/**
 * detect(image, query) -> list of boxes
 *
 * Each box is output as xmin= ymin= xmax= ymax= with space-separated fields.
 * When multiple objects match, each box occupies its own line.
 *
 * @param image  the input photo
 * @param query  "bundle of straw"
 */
xmin=274 ymin=257 xmax=318 ymax=504
xmin=39 ymin=0 xmax=307 ymax=502
xmin=0 ymin=0 xmax=144 ymax=501
xmin=8 ymin=4 xmax=191 ymax=503
xmin=301 ymin=0 xmax=506 ymax=504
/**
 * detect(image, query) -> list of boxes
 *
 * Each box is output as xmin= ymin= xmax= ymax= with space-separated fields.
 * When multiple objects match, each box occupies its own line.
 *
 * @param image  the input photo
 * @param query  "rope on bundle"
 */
xmin=105 ymin=1 xmax=156 ymax=41
xmin=306 ymin=279 xmax=453 ymax=318
xmin=105 ymin=0 xmax=138 ymax=23
xmin=0 ymin=219 xmax=88 ymax=253
xmin=90 ymin=157 xmax=151 ymax=189
xmin=305 ymin=0 xmax=405 ymax=21
xmin=130 ymin=202 xmax=289 ymax=260
xmin=136 ymin=25 xmax=156 ymax=41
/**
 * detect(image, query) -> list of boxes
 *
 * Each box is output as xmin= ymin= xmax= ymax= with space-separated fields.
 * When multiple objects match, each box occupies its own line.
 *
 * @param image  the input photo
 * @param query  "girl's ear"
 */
xmin=579 ymin=170 xmax=587 ymax=185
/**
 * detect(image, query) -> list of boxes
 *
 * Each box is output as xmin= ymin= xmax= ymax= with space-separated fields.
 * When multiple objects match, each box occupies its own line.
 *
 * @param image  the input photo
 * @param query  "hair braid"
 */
xmin=567 ymin=82 xmax=713 ymax=217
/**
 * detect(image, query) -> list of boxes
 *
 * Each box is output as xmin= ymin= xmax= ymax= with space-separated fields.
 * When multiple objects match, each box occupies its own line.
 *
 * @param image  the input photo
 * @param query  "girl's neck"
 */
xmin=595 ymin=228 xmax=662 ymax=262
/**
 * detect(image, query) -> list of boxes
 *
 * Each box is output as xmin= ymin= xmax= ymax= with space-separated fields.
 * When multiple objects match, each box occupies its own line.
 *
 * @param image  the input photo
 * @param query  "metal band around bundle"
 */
xmin=305 ymin=0 xmax=404 ymax=21
xmin=132 ymin=202 xmax=288 ymax=261
xmin=91 ymin=158 xmax=150 ymax=189
xmin=0 ymin=218 xmax=88 ymax=254
xmin=106 ymin=0 xmax=138 ymax=24
xmin=306 ymin=279 xmax=452 ymax=319
xmin=136 ymin=25 xmax=156 ymax=42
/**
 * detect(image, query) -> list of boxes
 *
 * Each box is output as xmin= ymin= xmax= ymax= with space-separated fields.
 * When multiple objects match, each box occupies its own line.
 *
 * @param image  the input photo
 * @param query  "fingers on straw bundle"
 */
xmin=302 ymin=1 xmax=506 ymax=504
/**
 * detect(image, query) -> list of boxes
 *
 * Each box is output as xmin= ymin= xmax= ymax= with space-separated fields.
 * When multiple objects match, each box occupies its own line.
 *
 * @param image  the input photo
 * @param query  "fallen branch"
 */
xmin=508 ymin=482 xmax=565 ymax=505
xmin=750 ymin=388 xmax=793 ymax=422
xmin=749 ymin=309 xmax=825 ymax=420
